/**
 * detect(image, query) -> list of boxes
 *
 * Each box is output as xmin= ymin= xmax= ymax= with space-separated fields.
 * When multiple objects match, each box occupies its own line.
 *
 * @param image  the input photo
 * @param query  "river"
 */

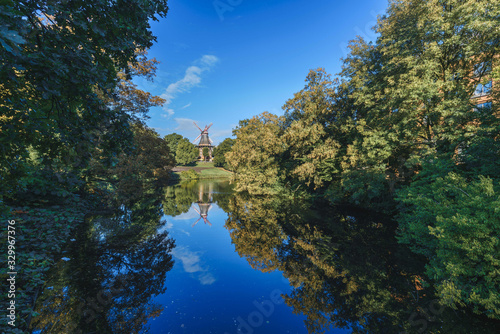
xmin=29 ymin=179 xmax=498 ymax=333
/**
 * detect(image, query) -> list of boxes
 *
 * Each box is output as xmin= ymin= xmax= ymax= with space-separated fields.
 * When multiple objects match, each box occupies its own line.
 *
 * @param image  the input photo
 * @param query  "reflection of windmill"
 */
xmin=193 ymin=122 xmax=214 ymax=161
xmin=192 ymin=203 xmax=212 ymax=227
xmin=192 ymin=184 xmax=213 ymax=227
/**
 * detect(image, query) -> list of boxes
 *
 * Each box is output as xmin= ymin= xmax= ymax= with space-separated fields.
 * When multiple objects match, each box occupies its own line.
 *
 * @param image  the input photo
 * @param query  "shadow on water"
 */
xmin=30 ymin=192 xmax=175 ymax=334
xmin=29 ymin=180 xmax=499 ymax=333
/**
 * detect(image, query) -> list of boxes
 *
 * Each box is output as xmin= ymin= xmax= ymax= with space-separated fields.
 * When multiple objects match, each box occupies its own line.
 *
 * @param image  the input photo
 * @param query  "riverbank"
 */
xmin=172 ymin=162 xmax=232 ymax=179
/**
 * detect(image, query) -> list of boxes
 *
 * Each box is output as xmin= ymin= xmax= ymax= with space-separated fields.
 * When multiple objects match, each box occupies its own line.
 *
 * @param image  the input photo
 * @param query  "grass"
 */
xmin=174 ymin=161 xmax=232 ymax=179
xmin=198 ymin=167 xmax=232 ymax=178
xmin=195 ymin=161 xmax=215 ymax=168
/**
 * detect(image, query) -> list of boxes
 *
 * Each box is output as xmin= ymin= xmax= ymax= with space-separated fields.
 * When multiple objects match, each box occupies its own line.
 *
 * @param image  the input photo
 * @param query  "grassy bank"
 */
xmin=172 ymin=162 xmax=232 ymax=179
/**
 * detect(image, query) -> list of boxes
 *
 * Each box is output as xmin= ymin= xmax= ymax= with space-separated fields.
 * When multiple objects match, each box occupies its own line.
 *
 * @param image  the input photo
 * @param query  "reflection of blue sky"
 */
xmin=171 ymin=246 xmax=216 ymax=286
xmin=150 ymin=200 xmax=349 ymax=333
xmin=169 ymin=207 xmax=199 ymax=221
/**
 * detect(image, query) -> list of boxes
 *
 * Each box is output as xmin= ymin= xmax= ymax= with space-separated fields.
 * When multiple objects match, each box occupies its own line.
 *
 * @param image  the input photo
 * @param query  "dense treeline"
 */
xmin=213 ymin=137 xmax=235 ymax=170
xmin=1 ymin=0 xmax=172 ymax=204
xmin=164 ymin=132 xmax=199 ymax=165
xmin=227 ymin=0 xmax=500 ymax=320
xmin=0 ymin=1 xmax=173 ymax=330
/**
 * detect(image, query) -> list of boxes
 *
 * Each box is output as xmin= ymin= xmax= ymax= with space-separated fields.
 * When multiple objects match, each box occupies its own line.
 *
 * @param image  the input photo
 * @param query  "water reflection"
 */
xmin=224 ymin=193 xmax=499 ymax=334
xmin=192 ymin=182 xmax=214 ymax=227
xmin=163 ymin=180 xmax=233 ymax=224
xmin=30 ymin=180 xmax=499 ymax=333
xmin=31 ymin=191 xmax=175 ymax=334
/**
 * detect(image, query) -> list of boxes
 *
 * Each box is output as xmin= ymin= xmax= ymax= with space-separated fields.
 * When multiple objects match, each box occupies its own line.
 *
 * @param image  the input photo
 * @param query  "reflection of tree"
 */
xmin=162 ymin=180 xmax=199 ymax=217
xmin=224 ymin=194 xmax=288 ymax=273
xmin=30 ymin=192 xmax=175 ymax=334
xmin=225 ymin=194 xmax=500 ymax=333
xmin=162 ymin=180 xmax=233 ymax=219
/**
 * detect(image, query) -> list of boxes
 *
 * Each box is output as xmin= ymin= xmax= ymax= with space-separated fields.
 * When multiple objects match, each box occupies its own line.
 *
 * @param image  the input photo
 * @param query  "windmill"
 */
xmin=193 ymin=122 xmax=214 ymax=161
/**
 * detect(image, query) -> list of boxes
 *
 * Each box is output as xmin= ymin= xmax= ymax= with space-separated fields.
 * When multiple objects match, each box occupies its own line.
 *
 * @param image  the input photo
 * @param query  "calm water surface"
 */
xmin=148 ymin=180 xmax=330 ymax=334
xmin=30 ymin=180 xmax=498 ymax=333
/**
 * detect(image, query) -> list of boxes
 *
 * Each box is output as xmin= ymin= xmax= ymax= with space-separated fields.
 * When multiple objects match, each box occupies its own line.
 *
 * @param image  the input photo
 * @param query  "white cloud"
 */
xmin=172 ymin=248 xmax=203 ymax=273
xmin=161 ymin=55 xmax=219 ymax=117
xmin=173 ymin=117 xmax=197 ymax=130
xmin=156 ymin=221 xmax=174 ymax=234
xmin=181 ymin=102 xmax=192 ymax=110
xmin=210 ymin=129 xmax=234 ymax=145
xmin=171 ymin=117 xmax=203 ymax=141
xmin=171 ymin=246 xmax=217 ymax=285
xmin=199 ymin=272 xmax=216 ymax=285
xmin=161 ymin=108 xmax=175 ymax=118
xmin=199 ymin=55 xmax=219 ymax=67
xmin=162 ymin=66 xmax=203 ymax=102
xmin=170 ymin=208 xmax=199 ymax=221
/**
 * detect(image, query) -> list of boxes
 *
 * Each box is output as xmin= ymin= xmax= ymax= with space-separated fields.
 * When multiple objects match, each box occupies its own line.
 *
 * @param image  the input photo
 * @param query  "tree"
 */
xmin=0 ymin=2 xmax=172 ymax=330
xmin=369 ymin=0 xmax=500 ymax=319
xmin=222 ymin=0 xmax=500 ymax=321
xmin=93 ymin=124 xmax=175 ymax=205
xmin=398 ymin=163 xmax=500 ymax=319
xmin=175 ymin=138 xmax=198 ymax=165
xmin=0 ymin=0 xmax=169 ymax=201
xmin=202 ymin=147 xmax=209 ymax=160
xmin=326 ymin=0 xmax=499 ymax=210
xmin=213 ymin=137 xmax=235 ymax=169
xmin=163 ymin=133 xmax=184 ymax=159
xmin=281 ymin=69 xmax=350 ymax=191
xmin=226 ymin=112 xmax=286 ymax=195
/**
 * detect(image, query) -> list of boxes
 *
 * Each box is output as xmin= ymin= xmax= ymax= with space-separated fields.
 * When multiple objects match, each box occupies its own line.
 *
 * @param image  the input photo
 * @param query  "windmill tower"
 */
xmin=193 ymin=122 xmax=214 ymax=161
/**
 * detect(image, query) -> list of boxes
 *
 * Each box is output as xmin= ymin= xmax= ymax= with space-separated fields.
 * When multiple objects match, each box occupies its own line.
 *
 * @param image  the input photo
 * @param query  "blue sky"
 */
xmin=139 ymin=0 xmax=388 ymax=145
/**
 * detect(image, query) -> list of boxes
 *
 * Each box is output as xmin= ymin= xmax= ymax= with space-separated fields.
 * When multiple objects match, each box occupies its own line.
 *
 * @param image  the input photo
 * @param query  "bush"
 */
xmin=180 ymin=169 xmax=199 ymax=179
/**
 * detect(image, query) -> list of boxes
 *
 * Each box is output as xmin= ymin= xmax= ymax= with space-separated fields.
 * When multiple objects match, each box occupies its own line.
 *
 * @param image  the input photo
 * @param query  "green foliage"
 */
xmin=89 ymin=123 xmax=175 ymax=206
xmin=164 ymin=133 xmax=200 ymax=164
xmin=180 ymin=169 xmax=199 ymax=180
xmin=202 ymin=147 xmax=209 ymax=159
xmin=164 ymin=133 xmax=184 ymax=159
xmin=0 ymin=1 xmax=172 ymax=331
xmin=227 ymin=0 xmax=500 ymax=320
xmin=0 ymin=0 xmax=168 ymax=200
xmin=397 ymin=166 xmax=500 ymax=319
xmin=224 ymin=192 xmax=498 ymax=333
xmin=212 ymin=137 xmax=235 ymax=169
xmin=281 ymin=69 xmax=353 ymax=191
xmin=226 ymin=112 xmax=286 ymax=195
xmin=175 ymin=138 xmax=198 ymax=165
